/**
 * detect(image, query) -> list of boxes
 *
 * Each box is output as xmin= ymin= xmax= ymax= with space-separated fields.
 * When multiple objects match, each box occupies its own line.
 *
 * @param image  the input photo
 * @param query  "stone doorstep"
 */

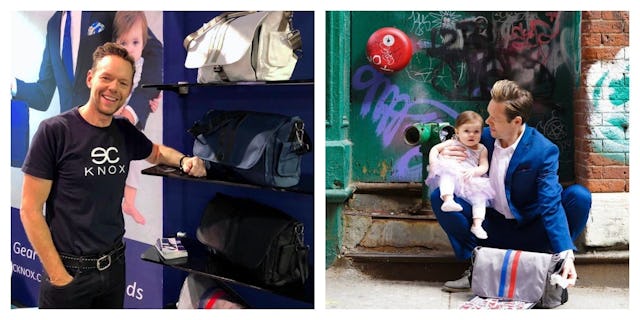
xmin=340 ymin=190 xmax=629 ymax=288
xmin=343 ymin=192 xmax=630 ymax=255
xmin=342 ymin=249 xmax=629 ymax=288
xmin=346 ymin=190 xmax=630 ymax=249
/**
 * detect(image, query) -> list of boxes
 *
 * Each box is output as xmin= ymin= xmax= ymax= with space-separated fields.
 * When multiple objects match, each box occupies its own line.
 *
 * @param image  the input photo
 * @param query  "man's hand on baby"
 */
xmin=441 ymin=145 xmax=467 ymax=161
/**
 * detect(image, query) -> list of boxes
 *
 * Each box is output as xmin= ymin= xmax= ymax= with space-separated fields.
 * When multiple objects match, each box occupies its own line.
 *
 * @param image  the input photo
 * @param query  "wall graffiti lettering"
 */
xmin=350 ymin=11 xmax=580 ymax=182
xmin=405 ymin=11 xmax=572 ymax=100
xmin=352 ymin=64 xmax=458 ymax=179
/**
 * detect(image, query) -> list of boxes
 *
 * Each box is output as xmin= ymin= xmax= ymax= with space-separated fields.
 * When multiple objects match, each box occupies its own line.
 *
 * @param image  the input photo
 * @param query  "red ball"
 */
xmin=366 ymin=27 xmax=413 ymax=74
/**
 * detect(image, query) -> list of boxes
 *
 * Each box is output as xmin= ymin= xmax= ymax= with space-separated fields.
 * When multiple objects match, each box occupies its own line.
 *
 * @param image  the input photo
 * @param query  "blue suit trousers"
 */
xmin=431 ymin=184 xmax=591 ymax=260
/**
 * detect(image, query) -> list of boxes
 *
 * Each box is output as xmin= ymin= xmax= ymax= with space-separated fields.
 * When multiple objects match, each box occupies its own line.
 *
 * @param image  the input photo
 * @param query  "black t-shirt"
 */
xmin=22 ymin=107 xmax=153 ymax=256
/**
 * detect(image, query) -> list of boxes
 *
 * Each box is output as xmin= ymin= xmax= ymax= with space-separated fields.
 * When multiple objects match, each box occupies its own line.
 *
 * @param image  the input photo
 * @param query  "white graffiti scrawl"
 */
xmin=585 ymin=47 xmax=629 ymax=160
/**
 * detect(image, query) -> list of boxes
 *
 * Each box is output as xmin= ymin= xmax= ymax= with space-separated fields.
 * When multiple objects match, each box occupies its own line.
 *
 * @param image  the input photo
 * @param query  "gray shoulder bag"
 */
xmin=471 ymin=246 xmax=569 ymax=308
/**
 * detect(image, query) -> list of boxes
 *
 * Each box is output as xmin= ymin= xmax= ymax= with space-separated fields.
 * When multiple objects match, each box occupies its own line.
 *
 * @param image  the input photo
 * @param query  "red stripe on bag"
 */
xmin=507 ymin=250 xmax=522 ymax=299
xmin=204 ymin=290 xmax=226 ymax=309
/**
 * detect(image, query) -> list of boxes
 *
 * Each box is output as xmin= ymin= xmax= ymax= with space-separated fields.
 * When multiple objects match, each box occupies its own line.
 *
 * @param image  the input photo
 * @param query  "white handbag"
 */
xmin=184 ymin=11 xmax=302 ymax=83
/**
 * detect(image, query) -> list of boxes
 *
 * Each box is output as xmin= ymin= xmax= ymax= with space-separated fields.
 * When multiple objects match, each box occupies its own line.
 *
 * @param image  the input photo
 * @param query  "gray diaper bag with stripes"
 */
xmin=471 ymin=246 xmax=569 ymax=309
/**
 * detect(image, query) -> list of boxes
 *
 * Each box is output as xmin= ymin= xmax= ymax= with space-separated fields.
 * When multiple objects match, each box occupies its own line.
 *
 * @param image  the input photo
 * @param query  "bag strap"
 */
xmin=288 ymin=120 xmax=312 ymax=154
xmin=183 ymin=11 xmax=255 ymax=50
xmin=188 ymin=110 xmax=246 ymax=148
xmin=294 ymin=223 xmax=309 ymax=284
xmin=278 ymin=11 xmax=292 ymax=32
xmin=189 ymin=110 xmax=236 ymax=135
xmin=280 ymin=11 xmax=303 ymax=57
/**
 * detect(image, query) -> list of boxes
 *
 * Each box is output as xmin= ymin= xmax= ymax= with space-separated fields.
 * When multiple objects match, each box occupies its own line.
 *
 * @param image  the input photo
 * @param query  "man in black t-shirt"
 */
xmin=20 ymin=42 xmax=207 ymax=309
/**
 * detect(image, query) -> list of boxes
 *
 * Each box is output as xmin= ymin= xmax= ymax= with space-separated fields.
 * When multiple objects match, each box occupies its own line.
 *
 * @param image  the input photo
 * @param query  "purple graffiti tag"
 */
xmin=352 ymin=65 xmax=458 ymax=147
xmin=393 ymin=147 xmax=423 ymax=180
xmin=352 ymin=65 xmax=459 ymax=180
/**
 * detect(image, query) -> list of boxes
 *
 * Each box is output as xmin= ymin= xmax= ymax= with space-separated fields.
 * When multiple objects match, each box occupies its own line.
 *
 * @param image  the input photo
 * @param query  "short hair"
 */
xmin=455 ymin=110 xmax=484 ymax=129
xmin=490 ymin=79 xmax=533 ymax=123
xmin=113 ymin=11 xmax=149 ymax=47
xmin=91 ymin=42 xmax=136 ymax=79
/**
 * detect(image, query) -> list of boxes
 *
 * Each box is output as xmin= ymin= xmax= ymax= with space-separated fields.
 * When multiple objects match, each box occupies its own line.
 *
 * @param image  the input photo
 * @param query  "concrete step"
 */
xmin=347 ymin=182 xmax=430 ymax=215
xmin=342 ymin=208 xmax=449 ymax=253
xmin=341 ymin=248 xmax=629 ymax=288
xmin=341 ymin=184 xmax=628 ymax=288
xmin=341 ymin=207 xmax=629 ymax=288
xmin=343 ymin=182 xmax=451 ymax=253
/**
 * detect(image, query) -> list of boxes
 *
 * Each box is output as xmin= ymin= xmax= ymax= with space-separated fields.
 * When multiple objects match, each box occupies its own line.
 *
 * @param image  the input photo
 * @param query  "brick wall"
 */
xmin=574 ymin=11 xmax=629 ymax=192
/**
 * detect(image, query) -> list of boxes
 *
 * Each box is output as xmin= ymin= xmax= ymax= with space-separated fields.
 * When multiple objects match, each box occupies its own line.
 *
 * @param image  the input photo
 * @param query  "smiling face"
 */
xmin=86 ymin=55 xmax=134 ymax=117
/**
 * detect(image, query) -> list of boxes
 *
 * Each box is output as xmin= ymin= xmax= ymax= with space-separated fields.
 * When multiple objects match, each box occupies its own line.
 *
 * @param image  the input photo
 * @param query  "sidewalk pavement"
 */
xmin=325 ymin=263 xmax=629 ymax=309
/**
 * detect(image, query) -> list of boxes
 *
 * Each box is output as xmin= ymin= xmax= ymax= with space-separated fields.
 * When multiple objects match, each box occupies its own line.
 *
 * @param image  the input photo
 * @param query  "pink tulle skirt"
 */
xmin=425 ymin=158 xmax=496 ymax=205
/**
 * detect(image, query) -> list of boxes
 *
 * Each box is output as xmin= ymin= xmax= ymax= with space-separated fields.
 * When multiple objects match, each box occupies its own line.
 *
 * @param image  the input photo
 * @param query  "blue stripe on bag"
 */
xmin=498 ymin=249 xmax=513 ymax=298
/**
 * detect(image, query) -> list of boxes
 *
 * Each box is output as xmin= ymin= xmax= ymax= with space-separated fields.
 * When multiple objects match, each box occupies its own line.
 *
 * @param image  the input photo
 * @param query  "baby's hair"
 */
xmin=113 ymin=11 xmax=149 ymax=47
xmin=455 ymin=110 xmax=484 ymax=129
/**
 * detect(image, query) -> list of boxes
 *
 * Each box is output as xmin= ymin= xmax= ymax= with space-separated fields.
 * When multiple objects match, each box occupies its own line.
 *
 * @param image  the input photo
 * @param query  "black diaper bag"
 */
xmin=188 ymin=109 xmax=311 ymax=188
xmin=196 ymin=193 xmax=309 ymax=287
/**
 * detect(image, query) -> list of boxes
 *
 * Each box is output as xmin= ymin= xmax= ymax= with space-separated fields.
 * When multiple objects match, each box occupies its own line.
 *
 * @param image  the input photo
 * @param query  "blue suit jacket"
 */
xmin=481 ymin=126 xmax=575 ymax=252
xmin=14 ymin=11 xmax=162 ymax=130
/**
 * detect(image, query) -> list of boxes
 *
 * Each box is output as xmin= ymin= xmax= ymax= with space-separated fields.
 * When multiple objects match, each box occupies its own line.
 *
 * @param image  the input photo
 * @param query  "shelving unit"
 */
xmin=141 ymin=237 xmax=313 ymax=304
xmin=142 ymin=165 xmax=313 ymax=195
xmin=141 ymin=79 xmax=313 ymax=95
xmin=139 ymin=79 xmax=314 ymax=307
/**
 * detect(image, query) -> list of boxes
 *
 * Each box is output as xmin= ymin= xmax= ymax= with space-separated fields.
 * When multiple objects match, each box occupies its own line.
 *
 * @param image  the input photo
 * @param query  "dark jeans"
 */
xmin=39 ymin=254 xmax=125 ymax=308
xmin=431 ymin=184 xmax=592 ymax=260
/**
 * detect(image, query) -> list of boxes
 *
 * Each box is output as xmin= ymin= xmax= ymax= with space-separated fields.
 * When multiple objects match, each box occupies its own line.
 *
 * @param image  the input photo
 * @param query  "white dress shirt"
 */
xmin=488 ymin=125 xmax=575 ymax=259
xmin=489 ymin=124 xmax=526 ymax=219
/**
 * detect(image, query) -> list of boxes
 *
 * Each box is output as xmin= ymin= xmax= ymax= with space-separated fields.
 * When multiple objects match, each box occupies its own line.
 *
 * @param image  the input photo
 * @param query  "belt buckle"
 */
xmin=96 ymin=254 xmax=111 ymax=271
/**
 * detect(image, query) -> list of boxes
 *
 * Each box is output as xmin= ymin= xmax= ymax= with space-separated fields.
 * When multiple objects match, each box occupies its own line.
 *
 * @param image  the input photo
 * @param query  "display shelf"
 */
xmin=141 ymin=164 xmax=313 ymax=195
xmin=142 ymin=73 xmax=314 ymax=307
xmin=141 ymin=237 xmax=313 ymax=304
xmin=142 ymin=79 xmax=313 ymax=94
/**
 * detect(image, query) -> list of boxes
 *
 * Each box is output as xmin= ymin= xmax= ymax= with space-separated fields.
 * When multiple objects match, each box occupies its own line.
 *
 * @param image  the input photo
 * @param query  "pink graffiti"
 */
xmin=506 ymin=12 xmax=560 ymax=63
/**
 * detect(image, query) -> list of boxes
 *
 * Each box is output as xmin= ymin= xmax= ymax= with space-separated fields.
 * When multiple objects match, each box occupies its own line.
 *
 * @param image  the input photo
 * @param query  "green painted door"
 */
xmin=349 ymin=11 xmax=580 ymax=183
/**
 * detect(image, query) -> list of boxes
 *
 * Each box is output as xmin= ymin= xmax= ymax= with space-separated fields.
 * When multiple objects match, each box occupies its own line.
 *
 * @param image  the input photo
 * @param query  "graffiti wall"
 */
xmin=585 ymin=47 xmax=629 ymax=160
xmin=350 ymin=11 xmax=580 ymax=183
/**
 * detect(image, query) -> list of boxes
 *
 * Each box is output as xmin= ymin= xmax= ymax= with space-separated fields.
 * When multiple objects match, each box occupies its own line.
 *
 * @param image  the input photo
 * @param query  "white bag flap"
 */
xmin=185 ymin=12 xmax=269 ymax=68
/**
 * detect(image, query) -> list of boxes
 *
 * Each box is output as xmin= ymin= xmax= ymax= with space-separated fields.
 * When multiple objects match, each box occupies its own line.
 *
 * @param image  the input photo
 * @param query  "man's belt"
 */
xmin=59 ymin=242 xmax=125 ymax=271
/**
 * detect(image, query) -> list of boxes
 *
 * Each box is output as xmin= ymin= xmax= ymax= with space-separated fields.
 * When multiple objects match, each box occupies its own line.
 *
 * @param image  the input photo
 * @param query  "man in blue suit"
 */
xmin=12 ymin=11 xmax=162 ymax=119
xmin=431 ymin=79 xmax=592 ymax=292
